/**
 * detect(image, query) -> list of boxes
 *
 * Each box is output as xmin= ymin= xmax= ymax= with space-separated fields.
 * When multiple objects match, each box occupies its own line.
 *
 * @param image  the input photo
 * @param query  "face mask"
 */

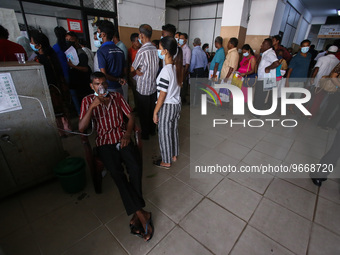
xmin=178 ymin=39 xmax=184 ymax=46
xmin=160 ymin=36 xmax=164 ymax=40
xmin=301 ymin=47 xmax=309 ymax=53
xmin=65 ymin=41 xmax=75 ymax=48
xmin=97 ymin=32 xmax=103 ymax=42
xmin=158 ymin=49 xmax=165 ymax=60
xmin=94 ymin=40 xmax=101 ymax=48
xmin=138 ymin=38 xmax=142 ymax=44
xmin=243 ymin=52 xmax=249 ymax=57
xmin=278 ymin=56 xmax=283 ymax=60
xmin=30 ymin=43 xmax=39 ymax=52
xmin=175 ymin=38 xmax=179 ymax=43
xmin=205 ymin=48 xmax=209 ymax=52
xmin=94 ymin=84 xmax=108 ymax=97
xmin=260 ymin=53 xmax=263 ymax=56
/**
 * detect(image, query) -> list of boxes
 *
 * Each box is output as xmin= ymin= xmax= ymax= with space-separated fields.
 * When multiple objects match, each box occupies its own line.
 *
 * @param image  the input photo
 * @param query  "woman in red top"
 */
xmin=238 ymin=44 xmax=256 ymax=102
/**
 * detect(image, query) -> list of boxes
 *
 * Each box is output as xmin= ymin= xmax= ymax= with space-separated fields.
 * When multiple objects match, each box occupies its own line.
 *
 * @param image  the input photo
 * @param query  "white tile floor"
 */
xmin=1 ymin=103 xmax=340 ymax=255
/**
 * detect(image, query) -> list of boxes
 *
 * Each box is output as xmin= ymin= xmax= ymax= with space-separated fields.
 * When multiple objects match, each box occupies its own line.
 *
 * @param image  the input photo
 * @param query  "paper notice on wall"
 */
xmin=65 ymin=46 xmax=79 ymax=66
xmin=0 ymin=73 xmax=22 ymax=114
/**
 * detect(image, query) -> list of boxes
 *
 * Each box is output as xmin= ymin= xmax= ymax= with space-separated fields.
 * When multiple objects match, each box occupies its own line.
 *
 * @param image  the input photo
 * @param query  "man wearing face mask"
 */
xmin=131 ymin=24 xmax=159 ymax=140
xmin=284 ymin=40 xmax=312 ymax=113
xmin=175 ymin=32 xmax=181 ymax=45
xmin=179 ymin=33 xmax=191 ymax=103
xmin=65 ymin=31 xmax=91 ymax=115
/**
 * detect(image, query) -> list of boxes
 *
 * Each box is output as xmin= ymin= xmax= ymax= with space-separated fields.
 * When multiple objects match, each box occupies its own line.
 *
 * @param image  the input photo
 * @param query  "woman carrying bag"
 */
xmin=238 ymin=44 xmax=256 ymax=102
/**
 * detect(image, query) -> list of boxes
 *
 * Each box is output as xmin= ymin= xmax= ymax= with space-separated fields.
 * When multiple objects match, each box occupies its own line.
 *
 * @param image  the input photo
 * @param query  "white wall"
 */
xmin=247 ymin=0 xmax=279 ymax=35
xmin=311 ymin=17 xmax=327 ymax=25
xmin=165 ymin=7 xmax=178 ymax=29
xmin=221 ymin=0 xmax=250 ymax=28
xmin=0 ymin=8 xmax=21 ymax=42
xmin=270 ymin=0 xmax=286 ymax=35
xmin=117 ymin=0 xmax=165 ymax=30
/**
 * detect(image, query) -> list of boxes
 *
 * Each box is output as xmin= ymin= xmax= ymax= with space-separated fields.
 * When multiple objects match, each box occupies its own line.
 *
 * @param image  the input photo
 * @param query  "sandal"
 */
xmin=129 ymin=223 xmax=144 ymax=238
xmin=143 ymin=213 xmax=154 ymax=242
xmin=153 ymin=159 xmax=170 ymax=169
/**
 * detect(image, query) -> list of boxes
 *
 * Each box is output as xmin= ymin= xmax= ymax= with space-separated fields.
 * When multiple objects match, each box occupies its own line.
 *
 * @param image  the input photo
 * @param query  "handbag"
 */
xmin=243 ymin=73 xmax=257 ymax=87
xmin=231 ymin=72 xmax=244 ymax=89
xmin=263 ymin=69 xmax=277 ymax=91
xmin=317 ymin=75 xmax=339 ymax=93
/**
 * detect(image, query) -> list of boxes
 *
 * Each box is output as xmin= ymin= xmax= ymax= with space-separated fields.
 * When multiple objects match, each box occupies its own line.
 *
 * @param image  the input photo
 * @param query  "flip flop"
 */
xmin=153 ymin=159 xmax=170 ymax=169
xmin=144 ymin=213 xmax=154 ymax=242
xmin=129 ymin=223 xmax=144 ymax=238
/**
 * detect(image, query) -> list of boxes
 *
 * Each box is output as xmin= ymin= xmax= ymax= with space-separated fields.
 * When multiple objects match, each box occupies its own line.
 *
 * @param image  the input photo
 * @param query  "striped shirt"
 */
xmin=80 ymin=92 xmax=132 ymax=147
xmin=132 ymin=42 xmax=159 ymax=95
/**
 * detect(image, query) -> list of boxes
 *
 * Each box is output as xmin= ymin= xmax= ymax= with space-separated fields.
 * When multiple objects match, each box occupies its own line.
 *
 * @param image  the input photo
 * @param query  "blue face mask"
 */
xmin=260 ymin=53 xmax=263 ymax=56
xmin=138 ymin=38 xmax=142 ymax=44
xmin=178 ymin=39 xmax=184 ymax=46
xmin=243 ymin=52 xmax=249 ymax=57
xmin=97 ymin=32 xmax=103 ymax=43
xmin=160 ymin=36 xmax=164 ymax=40
xmin=301 ymin=47 xmax=309 ymax=54
xmin=94 ymin=40 xmax=101 ymax=48
xmin=158 ymin=49 xmax=165 ymax=60
xmin=30 ymin=43 xmax=39 ymax=52
xmin=94 ymin=84 xmax=108 ymax=97
xmin=175 ymin=38 xmax=179 ymax=43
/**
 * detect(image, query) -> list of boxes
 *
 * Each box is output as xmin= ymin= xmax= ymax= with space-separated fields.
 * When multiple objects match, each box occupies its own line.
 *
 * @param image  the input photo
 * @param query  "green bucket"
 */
xmin=54 ymin=157 xmax=86 ymax=193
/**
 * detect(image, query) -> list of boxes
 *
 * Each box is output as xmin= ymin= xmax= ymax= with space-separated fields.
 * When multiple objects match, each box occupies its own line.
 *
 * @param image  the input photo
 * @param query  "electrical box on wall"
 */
xmin=0 ymin=62 xmax=66 ymax=199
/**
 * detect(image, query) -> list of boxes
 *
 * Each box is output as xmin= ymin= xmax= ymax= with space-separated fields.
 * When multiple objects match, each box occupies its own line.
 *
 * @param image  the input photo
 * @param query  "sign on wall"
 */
xmin=318 ymin=24 xmax=340 ymax=38
xmin=67 ymin=19 xmax=83 ymax=33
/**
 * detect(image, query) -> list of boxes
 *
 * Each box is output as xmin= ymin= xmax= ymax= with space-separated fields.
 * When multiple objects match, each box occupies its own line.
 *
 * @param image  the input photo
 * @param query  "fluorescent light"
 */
xmin=338 ymin=9 xmax=340 ymax=16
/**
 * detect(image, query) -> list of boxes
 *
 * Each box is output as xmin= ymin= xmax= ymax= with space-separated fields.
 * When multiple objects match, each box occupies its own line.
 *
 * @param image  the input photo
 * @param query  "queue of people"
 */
xmin=2 ymin=20 xmax=340 ymax=242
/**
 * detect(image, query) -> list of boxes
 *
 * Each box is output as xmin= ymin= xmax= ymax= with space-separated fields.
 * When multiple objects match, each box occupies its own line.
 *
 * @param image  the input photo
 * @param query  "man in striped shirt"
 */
xmin=79 ymin=72 xmax=153 ymax=241
xmin=131 ymin=24 xmax=159 ymax=140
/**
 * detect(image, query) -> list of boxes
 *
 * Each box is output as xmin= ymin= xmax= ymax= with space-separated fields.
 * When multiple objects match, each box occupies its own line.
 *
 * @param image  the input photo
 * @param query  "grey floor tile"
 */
xmin=147 ymin=227 xmax=213 ymax=255
xmin=176 ymin=166 xmax=223 ymax=195
xmin=253 ymin=140 xmax=290 ymax=161
xmin=146 ymin=178 xmax=203 ymax=223
xmin=225 ymin=131 xmax=261 ymax=149
xmin=63 ymin=226 xmax=127 ymax=255
xmin=230 ymin=225 xmax=295 ymax=255
xmin=315 ymin=197 xmax=340 ymax=235
xmin=215 ymin=140 xmax=250 ymax=161
xmin=264 ymin=179 xmax=317 ymax=220
xmin=249 ymin=198 xmax=312 ymax=255
xmin=180 ymin=198 xmax=246 ymax=255
xmin=197 ymin=149 xmax=240 ymax=172
xmin=191 ymin=132 xmax=225 ymax=149
xmin=262 ymin=132 xmax=294 ymax=149
xmin=283 ymin=178 xmax=319 ymax=194
xmin=208 ymin=178 xmax=262 ymax=221
xmin=0 ymin=198 xmax=28 ymax=238
xmin=0 ymin=226 xmax=41 ymax=255
xmin=290 ymin=140 xmax=326 ymax=159
xmin=30 ymin=203 xmax=102 ymax=255
xmin=242 ymin=149 xmax=282 ymax=168
xmin=308 ymin=224 xmax=340 ymax=255
xmin=106 ymin=202 xmax=175 ymax=255
xmin=228 ymin=172 xmax=273 ymax=194
xmin=318 ymin=179 xmax=340 ymax=205
xmin=142 ymin=170 xmax=172 ymax=195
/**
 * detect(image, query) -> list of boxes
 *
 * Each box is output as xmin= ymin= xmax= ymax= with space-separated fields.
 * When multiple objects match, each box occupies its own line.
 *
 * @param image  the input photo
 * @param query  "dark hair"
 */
xmin=98 ymin=20 xmax=115 ymax=41
xmin=113 ymin=30 xmax=120 ymax=40
xmin=78 ymin=39 xmax=88 ymax=47
xmin=162 ymin=24 xmax=176 ymax=36
xmin=93 ymin=31 xmax=97 ymax=35
xmin=66 ymin=31 xmax=78 ymax=39
xmin=54 ymin=26 xmax=67 ymax=50
xmin=160 ymin=36 xmax=183 ymax=86
xmin=90 ymin=72 xmax=106 ymax=83
xmin=229 ymin=37 xmax=238 ymax=47
xmin=0 ymin=25 xmax=9 ymax=39
xmin=310 ymin=44 xmax=315 ymax=49
xmin=30 ymin=30 xmax=53 ymax=55
xmin=152 ymin=39 xmax=159 ymax=48
xmin=273 ymin=35 xmax=282 ymax=44
xmin=325 ymin=44 xmax=332 ymax=51
xmin=175 ymin=32 xmax=181 ymax=36
xmin=202 ymin=43 xmax=209 ymax=50
xmin=264 ymin=38 xmax=273 ymax=47
xmin=139 ymin=24 xmax=152 ymax=39
xmin=130 ymin=33 xmax=139 ymax=42
xmin=215 ymin=36 xmax=223 ymax=45
xmin=180 ymin=33 xmax=188 ymax=40
xmin=300 ymin=39 xmax=311 ymax=46
xmin=242 ymin=44 xmax=254 ymax=55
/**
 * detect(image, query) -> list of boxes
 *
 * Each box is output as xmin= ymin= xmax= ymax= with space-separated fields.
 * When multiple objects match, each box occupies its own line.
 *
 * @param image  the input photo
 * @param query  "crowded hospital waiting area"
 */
xmin=1 ymin=0 xmax=340 ymax=254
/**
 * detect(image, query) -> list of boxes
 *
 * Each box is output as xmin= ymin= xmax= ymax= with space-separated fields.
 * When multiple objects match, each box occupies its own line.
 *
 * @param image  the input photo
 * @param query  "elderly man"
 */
xmin=190 ymin=38 xmax=208 ymax=78
xmin=131 ymin=24 xmax=159 ymax=140
xmin=253 ymin=38 xmax=280 ymax=118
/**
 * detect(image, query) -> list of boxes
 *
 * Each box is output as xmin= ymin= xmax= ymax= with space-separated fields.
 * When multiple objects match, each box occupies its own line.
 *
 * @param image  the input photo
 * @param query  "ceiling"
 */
xmin=166 ymin=0 xmax=223 ymax=8
xmin=299 ymin=0 xmax=339 ymax=17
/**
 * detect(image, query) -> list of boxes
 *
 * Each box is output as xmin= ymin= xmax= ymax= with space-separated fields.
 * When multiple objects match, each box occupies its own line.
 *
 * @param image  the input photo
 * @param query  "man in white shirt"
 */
xmin=179 ymin=33 xmax=191 ymax=103
xmin=253 ymin=38 xmax=280 ymax=118
xmin=311 ymin=46 xmax=339 ymax=87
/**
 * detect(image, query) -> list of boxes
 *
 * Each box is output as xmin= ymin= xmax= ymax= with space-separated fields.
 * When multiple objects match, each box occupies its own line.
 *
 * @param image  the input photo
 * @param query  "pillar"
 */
xmin=220 ymin=0 xmax=250 ymax=52
xmin=245 ymin=0 xmax=286 ymax=53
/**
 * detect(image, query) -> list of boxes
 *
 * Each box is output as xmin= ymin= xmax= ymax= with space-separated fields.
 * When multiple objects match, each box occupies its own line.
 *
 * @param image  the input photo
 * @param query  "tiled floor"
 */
xmin=1 ymin=103 xmax=340 ymax=255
